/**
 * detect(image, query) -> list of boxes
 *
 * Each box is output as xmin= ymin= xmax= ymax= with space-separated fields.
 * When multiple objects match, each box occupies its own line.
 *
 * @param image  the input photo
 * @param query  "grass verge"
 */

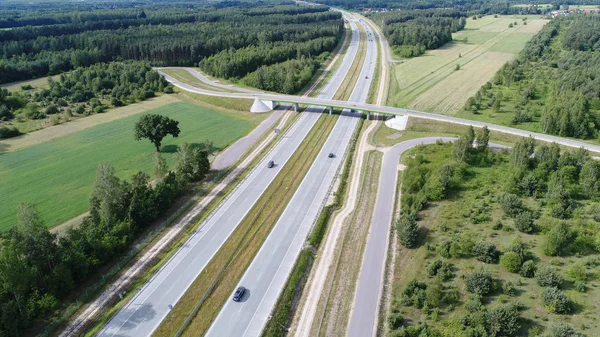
xmin=154 ymin=113 xmax=338 ymax=337
xmin=315 ymin=150 xmax=382 ymax=337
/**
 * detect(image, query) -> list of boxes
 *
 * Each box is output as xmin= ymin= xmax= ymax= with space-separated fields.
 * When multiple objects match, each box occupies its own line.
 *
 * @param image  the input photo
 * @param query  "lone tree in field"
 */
xmin=134 ymin=114 xmax=180 ymax=152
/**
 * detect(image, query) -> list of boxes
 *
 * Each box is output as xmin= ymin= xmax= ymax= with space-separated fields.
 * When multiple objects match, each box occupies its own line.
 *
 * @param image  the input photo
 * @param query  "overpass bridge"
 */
xmin=159 ymin=71 xmax=600 ymax=154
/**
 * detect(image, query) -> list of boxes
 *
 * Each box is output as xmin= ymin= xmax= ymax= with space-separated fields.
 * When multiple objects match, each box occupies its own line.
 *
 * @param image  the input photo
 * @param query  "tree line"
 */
xmin=242 ymin=56 xmax=321 ymax=94
xmin=465 ymin=14 xmax=600 ymax=139
xmin=368 ymin=9 xmax=466 ymax=57
xmin=0 ymin=125 xmax=210 ymax=336
xmin=0 ymin=61 xmax=171 ymax=139
xmin=0 ymin=3 xmax=342 ymax=84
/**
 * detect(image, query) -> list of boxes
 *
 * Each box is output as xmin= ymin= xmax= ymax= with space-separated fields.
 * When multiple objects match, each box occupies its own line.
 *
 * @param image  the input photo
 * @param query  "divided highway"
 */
xmin=204 ymin=17 xmax=378 ymax=337
xmin=97 ymin=14 xmax=365 ymax=337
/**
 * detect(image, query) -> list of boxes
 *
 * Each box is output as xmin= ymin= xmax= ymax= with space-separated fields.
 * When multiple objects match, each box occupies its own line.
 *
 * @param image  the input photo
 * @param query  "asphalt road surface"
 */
xmin=204 ymin=16 xmax=378 ymax=337
xmin=97 ymin=15 xmax=364 ymax=337
xmin=212 ymin=107 xmax=287 ymax=170
xmin=163 ymin=71 xmax=600 ymax=154
xmin=346 ymin=137 xmax=455 ymax=337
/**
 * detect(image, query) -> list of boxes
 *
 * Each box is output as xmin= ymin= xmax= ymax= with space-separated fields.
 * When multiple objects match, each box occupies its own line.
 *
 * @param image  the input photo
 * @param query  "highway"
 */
xmin=97 ymin=14 xmax=364 ymax=337
xmin=163 ymin=70 xmax=600 ymax=155
xmin=204 ymin=17 xmax=377 ymax=337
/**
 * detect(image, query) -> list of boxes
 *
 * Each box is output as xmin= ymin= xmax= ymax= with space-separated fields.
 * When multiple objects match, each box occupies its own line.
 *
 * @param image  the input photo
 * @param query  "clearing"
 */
xmin=0 ymin=101 xmax=262 ymax=231
xmin=387 ymin=15 xmax=547 ymax=115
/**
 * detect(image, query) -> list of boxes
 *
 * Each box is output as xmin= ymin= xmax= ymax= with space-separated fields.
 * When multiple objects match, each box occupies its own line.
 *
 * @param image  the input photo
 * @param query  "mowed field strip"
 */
xmin=0 ymin=102 xmax=261 ymax=231
xmin=388 ymin=15 xmax=547 ymax=115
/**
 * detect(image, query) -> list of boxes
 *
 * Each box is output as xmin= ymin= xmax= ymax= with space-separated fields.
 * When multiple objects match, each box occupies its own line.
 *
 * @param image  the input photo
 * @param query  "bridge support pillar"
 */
xmin=328 ymin=106 xmax=333 ymax=115
xmin=293 ymin=103 xmax=300 ymax=112
xmin=367 ymin=111 xmax=371 ymax=120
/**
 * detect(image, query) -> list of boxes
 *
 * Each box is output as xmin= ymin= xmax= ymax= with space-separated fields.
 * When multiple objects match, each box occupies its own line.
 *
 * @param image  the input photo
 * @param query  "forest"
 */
xmin=0 ymin=1 xmax=344 ymax=139
xmin=0 ymin=139 xmax=210 ymax=336
xmin=0 ymin=2 xmax=343 ymax=84
xmin=0 ymin=62 xmax=170 ymax=139
xmin=463 ymin=14 xmax=600 ymax=139
xmin=368 ymin=9 xmax=466 ymax=57
xmin=391 ymin=128 xmax=600 ymax=337
xmin=316 ymin=0 xmax=599 ymax=11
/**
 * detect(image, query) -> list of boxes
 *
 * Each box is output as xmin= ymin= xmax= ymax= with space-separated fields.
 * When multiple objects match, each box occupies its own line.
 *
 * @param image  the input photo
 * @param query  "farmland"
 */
xmin=387 ymin=15 xmax=547 ymax=115
xmin=0 ymin=101 xmax=259 ymax=231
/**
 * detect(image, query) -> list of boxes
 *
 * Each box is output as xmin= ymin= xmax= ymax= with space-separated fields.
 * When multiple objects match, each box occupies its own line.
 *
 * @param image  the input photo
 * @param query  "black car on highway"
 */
xmin=267 ymin=160 xmax=274 ymax=168
xmin=233 ymin=286 xmax=246 ymax=302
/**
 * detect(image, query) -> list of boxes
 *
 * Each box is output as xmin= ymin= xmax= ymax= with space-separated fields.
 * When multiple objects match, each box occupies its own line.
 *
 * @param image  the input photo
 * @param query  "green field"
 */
xmin=388 ymin=15 xmax=547 ymax=115
xmin=0 ymin=75 xmax=58 ymax=92
xmin=0 ymin=102 xmax=256 ymax=231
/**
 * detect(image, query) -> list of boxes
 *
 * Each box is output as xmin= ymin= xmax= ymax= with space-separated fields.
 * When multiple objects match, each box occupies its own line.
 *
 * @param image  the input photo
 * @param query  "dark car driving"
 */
xmin=233 ymin=286 xmax=246 ymax=302
xmin=267 ymin=160 xmax=274 ymax=168
xmin=328 ymin=153 xmax=335 ymax=158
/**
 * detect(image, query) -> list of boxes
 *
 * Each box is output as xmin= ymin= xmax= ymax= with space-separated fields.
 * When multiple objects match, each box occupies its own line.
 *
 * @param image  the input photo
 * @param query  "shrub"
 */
xmin=506 ymin=237 xmax=529 ymax=261
xmin=0 ymin=104 xmax=13 ymax=121
xmin=439 ymin=240 xmax=452 ymax=258
xmin=45 ymin=104 xmax=59 ymax=115
xmin=400 ymin=280 xmax=428 ymax=308
xmin=388 ymin=311 xmax=404 ymax=330
xmin=542 ymin=287 xmax=571 ymax=314
xmin=56 ymin=98 xmax=68 ymax=107
xmin=427 ymin=259 xmax=452 ymax=280
xmin=25 ymin=104 xmax=45 ymax=119
xmin=514 ymin=211 xmax=536 ymax=233
xmin=0 ymin=126 xmax=21 ymax=139
xmin=566 ymin=262 xmax=588 ymax=282
xmin=573 ymin=281 xmax=586 ymax=292
xmin=536 ymin=266 xmax=562 ymax=288
xmin=542 ymin=323 xmax=585 ymax=337
xmin=466 ymin=269 xmax=493 ymax=296
xmin=466 ymin=295 xmax=483 ymax=312
xmin=542 ymin=222 xmax=575 ymax=256
xmin=426 ymin=278 xmax=443 ymax=307
xmin=473 ymin=241 xmax=499 ymax=264
xmin=519 ymin=260 xmax=536 ymax=278
xmin=485 ymin=304 xmax=521 ymax=337
xmin=396 ymin=213 xmax=419 ymax=248
xmin=502 ymin=281 xmax=516 ymax=296
xmin=75 ymin=105 xmax=86 ymax=114
xmin=500 ymin=252 xmax=522 ymax=273
xmin=499 ymin=193 xmax=523 ymax=217
xmin=93 ymin=105 xmax=107 ymax=113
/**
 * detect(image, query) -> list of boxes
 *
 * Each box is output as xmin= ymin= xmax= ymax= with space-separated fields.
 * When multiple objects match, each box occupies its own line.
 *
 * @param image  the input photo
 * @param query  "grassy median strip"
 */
xmin=261 ymin=116 xmax=364 ymax=337
xmin=366 ymin=44 xmax=381 ymax=105
xmin=152 ymin=113 xmax=338 ymax=337
xmin=315 ymin=150 xmax=382 ymax=337
xmin=333 ymin=25 xmax=367 ymax=101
